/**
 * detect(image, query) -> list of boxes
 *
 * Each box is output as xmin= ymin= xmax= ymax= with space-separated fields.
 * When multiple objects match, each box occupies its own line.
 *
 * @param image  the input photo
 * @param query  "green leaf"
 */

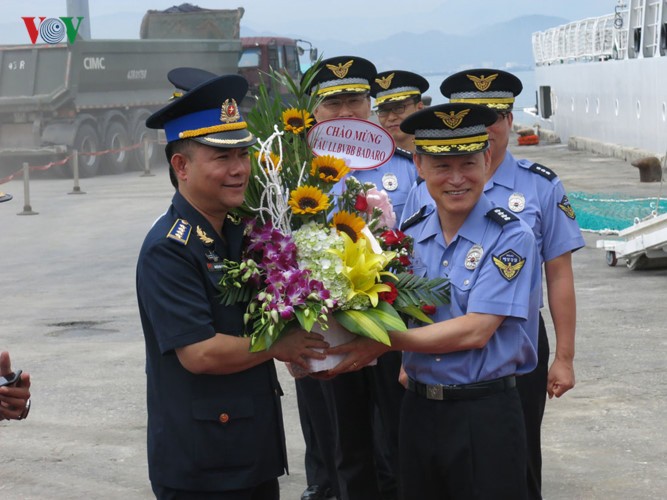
xmin=333 ymin=310 xmax=391 ymax=346
xmin=397 ymin=305 xmax=435 ymax=324
xmin=372 ymin=301 xmax=408 ymax=332
xmin=294 ymin=308 xmax=317 ymax=332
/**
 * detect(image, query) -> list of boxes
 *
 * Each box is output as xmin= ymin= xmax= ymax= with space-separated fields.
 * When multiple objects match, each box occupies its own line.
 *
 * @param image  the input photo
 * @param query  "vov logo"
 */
xmin=21 ymin=17 xmax=84 ymax=44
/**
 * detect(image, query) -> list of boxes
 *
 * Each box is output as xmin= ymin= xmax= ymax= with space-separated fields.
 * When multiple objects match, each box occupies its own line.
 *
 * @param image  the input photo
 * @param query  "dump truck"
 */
xmin=0 ymin=5 xmax=315 ymax=178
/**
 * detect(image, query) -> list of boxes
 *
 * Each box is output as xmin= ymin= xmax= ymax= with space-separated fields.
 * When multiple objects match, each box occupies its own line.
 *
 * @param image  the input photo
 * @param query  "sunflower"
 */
xmin=332 ymin=211 xmax=366 ymax=243
xmin=282 ymin=108 xmax=314 ymax=134
xmin=310 ymin=155 xmax=350 ymax=183
xmin=288 ymin=186 xmax=330 ymax=215
xmin=254 ymin=150 xmax=281 ymax=172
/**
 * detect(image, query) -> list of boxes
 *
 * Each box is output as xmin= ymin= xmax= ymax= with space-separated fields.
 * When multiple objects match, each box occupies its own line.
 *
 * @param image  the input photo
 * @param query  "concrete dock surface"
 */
xmin=1 ymin=140 xmax=665 ymax=499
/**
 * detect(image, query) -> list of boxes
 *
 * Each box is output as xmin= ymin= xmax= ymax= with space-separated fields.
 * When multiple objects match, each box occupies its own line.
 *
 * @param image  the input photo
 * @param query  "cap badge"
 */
xmin=435 ymin=109 xmax=470 ymax=129
xmin=220 ymin=98 xmax=240 ymax=124
xmin=375 ymin=73 xmax=395 ymax=90
xmin=382 ymin=172 xmax=398 ymax=191
xmin=326 ymin=60 xmax=353 ymax=79
xmin=196 ymin=226 xmax=215 ymax=246
xmin=465 ymin=244 xmax=484 ymax=270
xmin=467 ymin=73 xmax=498 ymax=92
xmin=508 ymin=193 xmax=526 ymax=213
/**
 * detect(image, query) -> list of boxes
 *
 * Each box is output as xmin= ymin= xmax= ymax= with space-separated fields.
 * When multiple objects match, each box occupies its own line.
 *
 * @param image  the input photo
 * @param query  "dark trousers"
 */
xmin=152 ymin=478 xmax=279 ymax=500
xmin=398 ymin=387 xmax=527 ymax=500
xmin=516 ymin=313 xmax=550 ymax=500
xmin=296 ymin=376 xmax=339 ymax=496
xmin=321 ymin=351 xmax=405 ymax=500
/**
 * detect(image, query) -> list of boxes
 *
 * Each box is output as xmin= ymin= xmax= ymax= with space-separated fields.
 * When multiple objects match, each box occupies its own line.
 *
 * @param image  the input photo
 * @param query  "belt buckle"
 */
xmin=426 ymin=384 xmax=443 ymax=400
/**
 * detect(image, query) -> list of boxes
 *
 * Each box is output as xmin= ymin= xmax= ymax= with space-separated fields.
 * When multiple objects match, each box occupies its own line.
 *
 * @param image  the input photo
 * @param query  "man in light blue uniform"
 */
xmin=403 ymin=69 xmax=584 ymax=500
xmin=327 ymin=102 xmax=540 ymax=499
xmin=312 ymin=57 xmax=418 ymax=224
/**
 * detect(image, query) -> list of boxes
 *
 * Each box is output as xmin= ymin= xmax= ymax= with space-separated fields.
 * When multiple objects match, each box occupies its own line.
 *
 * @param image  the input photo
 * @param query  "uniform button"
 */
xmin=463 ymin=279 xmax=470 ymax=286
xmin=442 ymin=260 xmax=449 ymax=267
xmin=219 ymin=413 xmax=230 ymax=424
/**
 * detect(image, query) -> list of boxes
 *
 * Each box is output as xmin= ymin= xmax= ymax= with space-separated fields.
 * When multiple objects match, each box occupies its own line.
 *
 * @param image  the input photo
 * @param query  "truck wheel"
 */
xmin=103 ymin=121 xmax=130 ymax=174
xmin=130 ymin=119 xmax=159 ymax=171
xmin=73 ymin=123 xmax=101 ymax=178
xmin=605 ymin=251 xmax=618 ymax=267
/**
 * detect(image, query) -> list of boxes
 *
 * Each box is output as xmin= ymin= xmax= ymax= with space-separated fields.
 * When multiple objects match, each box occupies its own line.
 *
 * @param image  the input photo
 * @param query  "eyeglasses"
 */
xmin=495 ymin=111 xmax=511 ymax=122
xmin=320 ymin=94 xmax=369 ymax=111
xmin=376 ymin=103 xmax=413 ymax=118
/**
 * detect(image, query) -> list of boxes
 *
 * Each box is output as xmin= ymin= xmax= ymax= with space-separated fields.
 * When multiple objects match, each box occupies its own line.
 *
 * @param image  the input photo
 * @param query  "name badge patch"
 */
xmin=557 ymin=195 xmax=576 ymax=219
xmin=492 ymin=249 xmax=526 ymax=281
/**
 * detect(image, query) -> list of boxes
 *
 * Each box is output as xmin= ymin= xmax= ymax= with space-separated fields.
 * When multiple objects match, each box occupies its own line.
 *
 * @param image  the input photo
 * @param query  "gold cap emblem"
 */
xmin=375 ymin=72 xmax=395 ymax=90
xmin=434 ymin=109 xmax=470 ymax=129
xmin=326 ymin=60 xmax=354 ymax=79
xmin=467 ymin=73 xmax=498 ymax=92
xmin=220 ymin=98 xmax=240 ymax=123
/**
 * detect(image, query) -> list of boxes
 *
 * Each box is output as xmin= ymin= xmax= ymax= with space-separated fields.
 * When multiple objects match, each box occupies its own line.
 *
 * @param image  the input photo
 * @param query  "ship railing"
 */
xmin=534 ymin=0 xmax=667 ymax=64
xmin=533 ymin=13 xmax=622 ymax=65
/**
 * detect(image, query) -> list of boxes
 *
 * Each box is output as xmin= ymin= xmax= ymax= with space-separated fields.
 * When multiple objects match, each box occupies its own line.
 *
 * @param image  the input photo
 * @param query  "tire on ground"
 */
xmin=129 ymin=111 xmax=159 ymax=171
xmin=102 ymin=121 xmax=131 ymax=174
xmin=72 ymin=123 xmax=101 ymax=178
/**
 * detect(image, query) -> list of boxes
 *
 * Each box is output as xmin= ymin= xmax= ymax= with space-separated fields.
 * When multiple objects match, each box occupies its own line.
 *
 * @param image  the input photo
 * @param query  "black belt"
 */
xmin=407 ymin=375 xmax=516 ymax=401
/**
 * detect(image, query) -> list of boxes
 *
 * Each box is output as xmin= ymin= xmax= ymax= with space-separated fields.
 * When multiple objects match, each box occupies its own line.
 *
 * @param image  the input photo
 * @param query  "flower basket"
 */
xmin=301 ymin=314 xmax=378 ymax=374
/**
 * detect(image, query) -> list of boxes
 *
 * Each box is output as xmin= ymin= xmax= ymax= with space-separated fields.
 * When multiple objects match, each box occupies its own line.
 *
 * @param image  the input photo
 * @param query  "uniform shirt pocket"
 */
xmin=191 ymin=396 xmax=256 ymax=469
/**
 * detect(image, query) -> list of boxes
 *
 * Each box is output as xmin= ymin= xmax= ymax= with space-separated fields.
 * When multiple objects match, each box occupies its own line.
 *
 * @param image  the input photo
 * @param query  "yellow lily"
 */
xmin=329 ymin=232 xmax=396 ymax=307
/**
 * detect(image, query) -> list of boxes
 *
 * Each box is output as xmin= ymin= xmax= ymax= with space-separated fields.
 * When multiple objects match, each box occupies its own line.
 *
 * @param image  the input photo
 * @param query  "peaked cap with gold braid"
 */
xmin=146 ymin=72 xmax=256 ymax=149
xmin=440 ymin=68 xmax=523 ymax=111
xmin=305 ymin=56 xmax=376 ymax=97
xmin=370 ymin=70 xmax=429 ymax=107
xmin=400 ymin=103 xmax=498 ymax=156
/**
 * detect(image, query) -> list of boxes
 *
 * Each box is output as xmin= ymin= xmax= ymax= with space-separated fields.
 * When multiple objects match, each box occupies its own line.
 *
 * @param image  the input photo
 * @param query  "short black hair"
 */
xmin=164 ymin=139 xmax=197 ymax=189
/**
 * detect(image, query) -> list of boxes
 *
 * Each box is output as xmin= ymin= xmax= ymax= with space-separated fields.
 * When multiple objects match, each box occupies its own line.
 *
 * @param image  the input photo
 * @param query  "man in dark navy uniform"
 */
xmin=328 ymin=103 xmax=541 ymax=500
xmin=295 ymin=56 xmax=410 ymax=500
xmin=137 ymin=72 xmax=328 ymax=499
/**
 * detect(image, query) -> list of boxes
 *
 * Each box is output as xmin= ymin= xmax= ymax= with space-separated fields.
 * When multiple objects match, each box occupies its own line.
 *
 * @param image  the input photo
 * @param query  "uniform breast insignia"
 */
xmin=196 ymin=226 xmax=214 ymax=246
xmin=557 ymin=195 xmax=576 ymax=219
xmin=400 ymin=205 xmax=429 ymax=231
xmin=465 ymin=244 xmax=484 ymax=270
xmin=166 ymin=219 xmax=191 ymax=245
xmin=226 ymin=213 xmax=242 ymax=225
xmin=508 ymin=193 xmax=526 ymax=213
xmin=528 ymin=162 xmax=557 ymax=181
xmin=382 ymin=172 xmax=399 ymax=191
xmin=492 ymin=250 xmax=526 ymax=281
xmin=486 ymin=207 xmax=519 ymax=226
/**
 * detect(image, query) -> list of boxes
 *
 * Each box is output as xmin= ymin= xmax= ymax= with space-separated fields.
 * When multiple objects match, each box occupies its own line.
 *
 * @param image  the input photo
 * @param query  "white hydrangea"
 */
xmin=293 ymin=222 xmax=351 ymax=306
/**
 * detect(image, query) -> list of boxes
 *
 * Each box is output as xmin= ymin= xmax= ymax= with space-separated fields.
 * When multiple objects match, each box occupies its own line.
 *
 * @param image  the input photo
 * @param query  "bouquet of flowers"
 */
xmin=219 ymin=65 xmax=449 ymax=358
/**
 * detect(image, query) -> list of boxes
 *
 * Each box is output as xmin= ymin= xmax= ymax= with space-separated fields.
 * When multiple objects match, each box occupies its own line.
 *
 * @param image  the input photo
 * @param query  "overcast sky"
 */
xmin=2 ymin=0 xmax=618 ymax=43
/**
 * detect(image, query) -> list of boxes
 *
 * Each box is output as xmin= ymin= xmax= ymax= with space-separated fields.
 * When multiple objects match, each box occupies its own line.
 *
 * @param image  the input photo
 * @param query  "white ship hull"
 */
xmin=532 ymin=0 xmax=667 ymax=159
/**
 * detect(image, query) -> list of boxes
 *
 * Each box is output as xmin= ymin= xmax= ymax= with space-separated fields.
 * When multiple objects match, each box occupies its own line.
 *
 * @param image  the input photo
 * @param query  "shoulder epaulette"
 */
xmin=166 ymin=219 xmax=191 ymax=245
xmin=400 ymin=206 xmax=428 ymax=231
xmin=416 ymin=176 xmax=425 ymax=185
xmin=395 ymin=147 xmax=413 ymax=160
xmin=528 ymin=162 xmax=557 ymax=181
xmin=486 ymin=207 xmax=519 ymax=226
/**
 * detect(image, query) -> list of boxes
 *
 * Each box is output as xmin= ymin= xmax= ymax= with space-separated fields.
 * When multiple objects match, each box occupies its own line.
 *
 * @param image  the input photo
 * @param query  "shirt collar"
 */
xmin=415 ymin=195 xmax=493 ymax=246
xmin=485 ymin=150 xmax=516 ymax=191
